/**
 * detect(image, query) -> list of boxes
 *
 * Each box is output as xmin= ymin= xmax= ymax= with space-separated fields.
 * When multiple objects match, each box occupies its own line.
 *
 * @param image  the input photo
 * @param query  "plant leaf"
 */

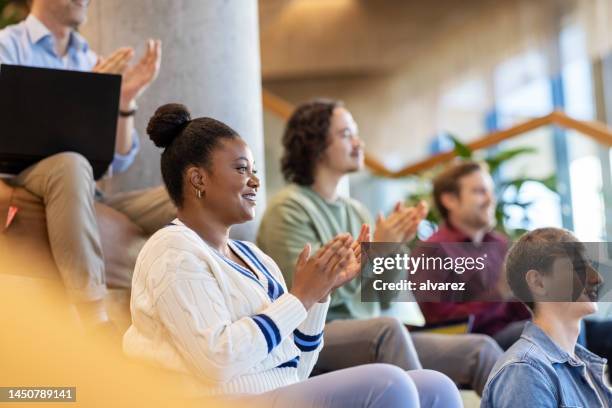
xmin=449 ymin=135 xmax=472 ymax=158
xmin=499 ymin=174 xmax=558 ymax=194
xmin=486 ymin=146 xmax=537 ymax=172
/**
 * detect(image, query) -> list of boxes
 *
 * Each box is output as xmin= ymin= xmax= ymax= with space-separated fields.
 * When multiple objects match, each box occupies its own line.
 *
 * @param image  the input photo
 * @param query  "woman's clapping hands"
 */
xmin=290 ymin=234 xmax=358 ymax=310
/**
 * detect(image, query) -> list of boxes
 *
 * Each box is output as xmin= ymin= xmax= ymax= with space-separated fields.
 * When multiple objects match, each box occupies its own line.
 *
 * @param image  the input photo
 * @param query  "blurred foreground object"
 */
xmin=0 ymin=180 xmax=146 ymax=331
xmin=0 ymin=276 xmax=233 ymax=408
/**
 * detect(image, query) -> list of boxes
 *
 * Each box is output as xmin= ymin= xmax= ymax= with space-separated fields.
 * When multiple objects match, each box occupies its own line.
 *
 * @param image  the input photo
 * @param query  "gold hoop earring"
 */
xmin=196 ymin=189 xmax=202 ymax=199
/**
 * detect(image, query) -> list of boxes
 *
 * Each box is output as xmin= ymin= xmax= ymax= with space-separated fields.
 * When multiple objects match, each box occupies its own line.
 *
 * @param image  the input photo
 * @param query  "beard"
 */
xmin=464 ymin=209 xmax=495 ymax=230
xmin=346 ymin=153 xmax=364 ymax=173
xmin=345 ymin=162 xmax=361 ymax=173
xmin=65 ymin=13 xmax=87 ymax=29
xmin=61 ymin=2 xmax=89 ymax=29
xmin=331 ymin=157 xmax=362 ymax=176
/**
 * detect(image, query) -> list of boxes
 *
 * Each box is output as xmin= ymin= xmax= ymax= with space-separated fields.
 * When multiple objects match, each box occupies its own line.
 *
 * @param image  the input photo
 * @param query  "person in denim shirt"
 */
xmin=481 ymin=227 xmax=611 ymax=408
xmin=0 ymin=1 xmax=175 ymax=331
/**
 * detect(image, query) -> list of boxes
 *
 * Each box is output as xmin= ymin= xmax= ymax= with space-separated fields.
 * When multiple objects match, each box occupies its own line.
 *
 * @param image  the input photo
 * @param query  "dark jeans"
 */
xmin=492 ymin=320 xmax=529 ymax=351
xmin=585 ymin=319 xmax=612 ymax=382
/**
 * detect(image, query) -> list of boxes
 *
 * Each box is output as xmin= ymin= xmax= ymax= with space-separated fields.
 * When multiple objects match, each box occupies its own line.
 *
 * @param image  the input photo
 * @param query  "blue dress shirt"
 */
xmin=482 ymin=321 xmax=611 ymax=408
xmin=0 ymin=14 xmax=139 ymax=174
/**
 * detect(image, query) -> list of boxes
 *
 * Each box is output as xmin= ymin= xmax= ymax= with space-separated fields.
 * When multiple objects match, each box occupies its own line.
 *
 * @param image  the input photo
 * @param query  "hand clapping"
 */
xmin=373 ymin=200 xmax=429 ymax=244
xmin=290 ymin=234 xmax=358 ymax=310
xmin=345 ymin=223 xmax=370 ymax=281
xmin=93 ymin=39 xmax=162 ymax=110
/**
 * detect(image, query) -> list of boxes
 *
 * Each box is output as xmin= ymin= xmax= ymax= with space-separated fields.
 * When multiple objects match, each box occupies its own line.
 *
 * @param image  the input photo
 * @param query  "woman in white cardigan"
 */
xmin=123 ymin=103 xmax=462 ymax=408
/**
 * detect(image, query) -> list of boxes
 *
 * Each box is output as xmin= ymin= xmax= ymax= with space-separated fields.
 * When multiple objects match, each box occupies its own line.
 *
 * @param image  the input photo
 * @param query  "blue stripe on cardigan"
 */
xmin=252 ymin=314 xmax=281 ymax=352
xmin=233 ymin=240 xmax=285 ymax=300
xmin=277 ymin=356 xmax=300 ymax=368
xmin=293 ymin=329 xmax=323 ymax=352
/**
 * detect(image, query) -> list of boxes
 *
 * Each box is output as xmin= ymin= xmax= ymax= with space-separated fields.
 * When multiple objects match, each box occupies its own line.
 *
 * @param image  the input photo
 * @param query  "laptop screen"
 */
xmin=0 ymin=64 xmax=121 ymax=180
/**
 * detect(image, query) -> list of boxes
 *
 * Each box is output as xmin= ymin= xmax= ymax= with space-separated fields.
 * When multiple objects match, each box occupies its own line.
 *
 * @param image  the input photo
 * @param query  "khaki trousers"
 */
xmin=10 ymin=152 xmax=175 ymax=302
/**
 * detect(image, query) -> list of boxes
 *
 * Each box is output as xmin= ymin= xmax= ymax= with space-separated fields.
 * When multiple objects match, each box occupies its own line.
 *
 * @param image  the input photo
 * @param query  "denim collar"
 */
xmin=24 ymin=14 xmax=89 ymax=54
xmin=522 ymin=321 xmax=608 ymax=369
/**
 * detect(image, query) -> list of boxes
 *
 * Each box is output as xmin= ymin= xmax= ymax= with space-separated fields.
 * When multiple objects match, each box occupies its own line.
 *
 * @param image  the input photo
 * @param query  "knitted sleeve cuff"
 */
xmin=251 ymin=293 xmax=307 ymax=352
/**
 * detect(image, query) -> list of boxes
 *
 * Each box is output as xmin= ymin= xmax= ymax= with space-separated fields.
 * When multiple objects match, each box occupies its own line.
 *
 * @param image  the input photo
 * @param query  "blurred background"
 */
xmin=259 ymin=0 xmax=612 ymax=244
xmin=3 ymin=0 xmax=612 ymax=242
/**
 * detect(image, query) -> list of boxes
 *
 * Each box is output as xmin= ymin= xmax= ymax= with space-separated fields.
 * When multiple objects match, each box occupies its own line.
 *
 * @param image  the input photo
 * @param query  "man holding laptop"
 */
xmin=0 ymin=0 xmax=174 ymax=331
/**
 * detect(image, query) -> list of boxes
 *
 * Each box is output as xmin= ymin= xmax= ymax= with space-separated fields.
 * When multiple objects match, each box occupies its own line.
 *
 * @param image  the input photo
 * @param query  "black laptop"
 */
xmin=0 ymin=64 xmax=121 ymax=180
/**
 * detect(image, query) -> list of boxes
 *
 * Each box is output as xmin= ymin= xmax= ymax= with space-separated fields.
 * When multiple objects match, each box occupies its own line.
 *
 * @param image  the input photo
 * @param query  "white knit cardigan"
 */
xmin=123 ymin=219 xmax=329 ymax=397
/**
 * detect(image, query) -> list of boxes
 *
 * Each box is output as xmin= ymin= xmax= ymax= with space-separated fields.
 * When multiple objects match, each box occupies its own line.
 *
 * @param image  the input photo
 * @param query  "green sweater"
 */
xmin=257 ymin=184 xmax=395 ymax=321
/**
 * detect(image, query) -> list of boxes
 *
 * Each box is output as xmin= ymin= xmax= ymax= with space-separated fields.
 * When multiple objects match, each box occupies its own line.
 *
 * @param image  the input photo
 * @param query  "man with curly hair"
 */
xmin=257 ymin=98 xmax=503 ymax=395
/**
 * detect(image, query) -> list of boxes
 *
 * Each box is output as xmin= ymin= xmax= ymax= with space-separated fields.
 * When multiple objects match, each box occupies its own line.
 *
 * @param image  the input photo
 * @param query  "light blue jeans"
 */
xmin=248 ymin=364 xmax=462 ymax=408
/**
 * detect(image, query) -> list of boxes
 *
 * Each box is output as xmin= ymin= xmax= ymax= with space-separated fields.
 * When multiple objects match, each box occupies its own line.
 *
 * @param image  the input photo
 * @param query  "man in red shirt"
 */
xmin=414 ymin=161 xmax=530 ymax=350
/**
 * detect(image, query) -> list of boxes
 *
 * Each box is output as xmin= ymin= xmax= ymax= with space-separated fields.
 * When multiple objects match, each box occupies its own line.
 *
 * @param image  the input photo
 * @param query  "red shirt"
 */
xmin=413 ymin=222 xmax=529 ymax=336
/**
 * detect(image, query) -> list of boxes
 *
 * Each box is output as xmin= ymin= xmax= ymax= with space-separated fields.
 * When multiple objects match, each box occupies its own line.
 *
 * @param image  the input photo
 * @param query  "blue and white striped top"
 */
xmin=124 ymin=218 xmax=329 ymax=397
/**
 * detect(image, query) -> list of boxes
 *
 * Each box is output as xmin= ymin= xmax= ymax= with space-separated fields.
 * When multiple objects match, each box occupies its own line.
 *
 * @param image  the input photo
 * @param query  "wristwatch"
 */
xmin=119 ymin=107 xmax=138 ymax=117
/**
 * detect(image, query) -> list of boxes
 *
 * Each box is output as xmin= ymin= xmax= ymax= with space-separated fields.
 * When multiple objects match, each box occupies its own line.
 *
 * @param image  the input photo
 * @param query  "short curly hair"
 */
xmin=281 ymin=99 xmax=344 ymax=186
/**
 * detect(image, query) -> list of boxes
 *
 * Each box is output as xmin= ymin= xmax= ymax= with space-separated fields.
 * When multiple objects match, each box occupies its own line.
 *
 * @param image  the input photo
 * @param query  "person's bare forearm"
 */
xmin=115 ymin=100 xmax=136 ymax=155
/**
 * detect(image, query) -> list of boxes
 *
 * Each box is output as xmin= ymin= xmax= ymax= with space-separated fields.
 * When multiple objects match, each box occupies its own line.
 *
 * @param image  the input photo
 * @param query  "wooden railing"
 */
xmin=262 ymin=89 xmax=612 ymax=178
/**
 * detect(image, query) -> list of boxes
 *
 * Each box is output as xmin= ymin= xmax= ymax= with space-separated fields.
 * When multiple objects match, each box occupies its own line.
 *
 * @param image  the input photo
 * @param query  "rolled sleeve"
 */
xmin=111 ymin=130 xmax=140 ymax=173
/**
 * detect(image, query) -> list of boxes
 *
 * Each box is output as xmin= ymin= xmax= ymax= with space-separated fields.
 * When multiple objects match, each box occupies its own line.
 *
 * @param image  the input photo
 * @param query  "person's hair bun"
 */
xmin=147 ymin=103 xmax=192 ymax=148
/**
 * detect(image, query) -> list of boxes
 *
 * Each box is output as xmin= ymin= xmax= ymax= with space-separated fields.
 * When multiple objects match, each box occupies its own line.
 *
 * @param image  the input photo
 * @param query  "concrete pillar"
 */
xmin=82 ymin=0 xmax=265 ymax=241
